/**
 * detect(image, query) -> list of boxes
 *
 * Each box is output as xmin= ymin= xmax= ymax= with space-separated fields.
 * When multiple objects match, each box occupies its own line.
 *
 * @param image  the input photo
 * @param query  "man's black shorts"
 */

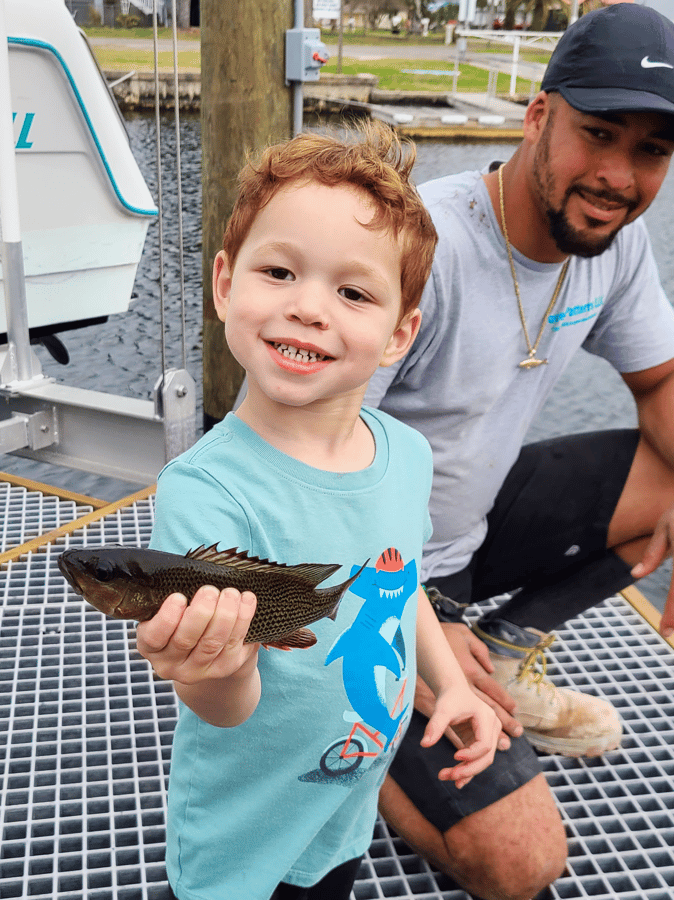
xmin=388 ymin=429 xmax=639 ymax=832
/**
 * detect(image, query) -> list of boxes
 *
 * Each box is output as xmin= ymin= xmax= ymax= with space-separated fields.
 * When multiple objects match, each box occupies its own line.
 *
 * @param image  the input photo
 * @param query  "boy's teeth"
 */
xmin=274 ymin=342 xmax=326 ymax=362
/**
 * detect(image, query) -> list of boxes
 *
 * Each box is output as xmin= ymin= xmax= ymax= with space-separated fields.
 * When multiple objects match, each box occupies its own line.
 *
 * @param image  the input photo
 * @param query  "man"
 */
xmin=365 ymin=5 xmax=674 ymax=899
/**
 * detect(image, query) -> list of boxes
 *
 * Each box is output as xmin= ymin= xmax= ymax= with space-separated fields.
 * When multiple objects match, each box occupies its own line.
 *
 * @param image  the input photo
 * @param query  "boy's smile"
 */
xmin=213 ymin=180 xmax=418 ymax=422
xmin=267 ymin=339 xmax=332 ymax=372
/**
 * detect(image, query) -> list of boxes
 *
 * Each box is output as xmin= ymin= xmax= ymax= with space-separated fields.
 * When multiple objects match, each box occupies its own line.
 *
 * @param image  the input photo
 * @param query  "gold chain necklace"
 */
xmin=498 ymin=164 xmax=569 ymax=369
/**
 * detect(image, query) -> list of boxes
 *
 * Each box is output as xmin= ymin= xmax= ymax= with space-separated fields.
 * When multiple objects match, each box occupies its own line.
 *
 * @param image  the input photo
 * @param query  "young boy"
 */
xmin=136 ymin=122 xmax=500 ymax=900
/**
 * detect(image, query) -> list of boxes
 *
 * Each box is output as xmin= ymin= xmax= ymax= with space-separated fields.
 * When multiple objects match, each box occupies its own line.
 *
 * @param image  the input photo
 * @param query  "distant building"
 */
xmin=63 ymin=1 xmax=171 ymax=27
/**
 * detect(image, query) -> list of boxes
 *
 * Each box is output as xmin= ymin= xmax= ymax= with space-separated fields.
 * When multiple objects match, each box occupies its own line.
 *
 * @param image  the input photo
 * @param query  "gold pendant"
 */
xmin=519 ymin=356 xmax=547 ymax=369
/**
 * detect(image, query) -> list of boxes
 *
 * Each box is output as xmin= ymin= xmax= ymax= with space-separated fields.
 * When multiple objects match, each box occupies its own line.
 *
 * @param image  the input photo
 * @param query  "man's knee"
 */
xmin=380 ymin=772 xmax=567 ymax=900
xmin=609 ymin=433 xmax=674 ymax=549
xmin=440 ymin=775 xmax=567 ymax=900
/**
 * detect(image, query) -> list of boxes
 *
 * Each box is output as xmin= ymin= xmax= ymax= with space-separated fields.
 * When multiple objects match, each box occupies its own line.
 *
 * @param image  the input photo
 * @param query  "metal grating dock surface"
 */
xmin=0 ymin=480 xmax=673 ymax=900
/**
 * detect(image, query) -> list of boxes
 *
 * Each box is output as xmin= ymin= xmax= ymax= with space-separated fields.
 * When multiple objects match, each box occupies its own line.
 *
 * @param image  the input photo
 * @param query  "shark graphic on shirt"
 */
xmin=324 ymin=548 xmax=417 ymax=750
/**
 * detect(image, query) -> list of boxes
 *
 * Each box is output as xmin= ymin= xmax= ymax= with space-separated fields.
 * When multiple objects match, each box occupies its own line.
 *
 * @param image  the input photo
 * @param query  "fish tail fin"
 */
xmin=317 ymin=559 xmax=369 ymax=604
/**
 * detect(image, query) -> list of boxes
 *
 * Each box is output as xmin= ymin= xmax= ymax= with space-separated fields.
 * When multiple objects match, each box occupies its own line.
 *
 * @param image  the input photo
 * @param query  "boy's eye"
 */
xmin=340 ymin=286 xmax=368 ymax=303
xmin=265 ymin=267 xmax=294 ymax=281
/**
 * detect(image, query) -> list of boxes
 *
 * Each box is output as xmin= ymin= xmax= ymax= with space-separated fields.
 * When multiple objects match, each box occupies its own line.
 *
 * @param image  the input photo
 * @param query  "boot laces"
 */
xmin=517 ymin=633 xmax=556 ymax=693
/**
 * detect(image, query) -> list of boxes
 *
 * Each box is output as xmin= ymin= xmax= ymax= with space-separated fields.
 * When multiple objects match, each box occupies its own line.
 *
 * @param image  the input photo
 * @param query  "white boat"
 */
xmin=0 ymin=0 xmax=157 ymax=342
xmin=2 ymin=0 xmax=156 ymax=343
xmin=0 ymin=0 xmax=194 ymax=485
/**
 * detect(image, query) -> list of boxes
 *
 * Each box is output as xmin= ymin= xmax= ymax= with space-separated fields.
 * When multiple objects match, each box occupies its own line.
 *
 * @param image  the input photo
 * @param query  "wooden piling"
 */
xmin=201 ymin=0 xmax=294 ymax=430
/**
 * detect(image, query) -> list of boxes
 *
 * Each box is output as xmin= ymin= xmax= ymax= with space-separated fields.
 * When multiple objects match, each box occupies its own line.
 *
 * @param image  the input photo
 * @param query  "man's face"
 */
xmin=532 ymin=96 xmax=674 ymax=257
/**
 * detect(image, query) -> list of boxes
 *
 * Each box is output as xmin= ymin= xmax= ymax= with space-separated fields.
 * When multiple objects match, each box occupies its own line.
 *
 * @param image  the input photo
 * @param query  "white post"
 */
xmin=0 ymin=2 xmax=20 ymax=246
xmin=0 ymin=0 xmax=38 ymax=383
xmin=509 ymin=32 xmax=520 ymax=97
xmin=453 ymin=44 xmax=460 ymax=95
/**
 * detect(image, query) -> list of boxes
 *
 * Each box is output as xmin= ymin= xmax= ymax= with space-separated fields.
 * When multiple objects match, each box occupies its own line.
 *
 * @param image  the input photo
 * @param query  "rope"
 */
xmin=152 ymin=0 xmax=167 ymax=377
xmin=170 ymin=0 xmax=187 ymax=369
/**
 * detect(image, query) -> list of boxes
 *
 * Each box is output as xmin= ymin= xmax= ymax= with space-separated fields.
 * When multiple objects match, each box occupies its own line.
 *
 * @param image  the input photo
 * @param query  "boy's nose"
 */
xmin=285 ymin=285 xmax=330 ymax=329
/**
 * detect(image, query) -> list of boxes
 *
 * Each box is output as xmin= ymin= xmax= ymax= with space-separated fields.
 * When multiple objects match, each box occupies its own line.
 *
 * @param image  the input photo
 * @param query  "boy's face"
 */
xmin=213 ymin=180 xmax=420 ymax=410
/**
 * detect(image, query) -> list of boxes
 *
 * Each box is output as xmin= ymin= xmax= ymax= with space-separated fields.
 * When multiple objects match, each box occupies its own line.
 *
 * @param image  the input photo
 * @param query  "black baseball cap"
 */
xmin=541 ymin=3 xmax=674 ymax=119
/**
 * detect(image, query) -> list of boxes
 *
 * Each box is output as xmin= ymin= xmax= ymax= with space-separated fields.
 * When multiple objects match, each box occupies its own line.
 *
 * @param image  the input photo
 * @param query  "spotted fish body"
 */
xmin=58 ymin=545 xmax=367 ymax=649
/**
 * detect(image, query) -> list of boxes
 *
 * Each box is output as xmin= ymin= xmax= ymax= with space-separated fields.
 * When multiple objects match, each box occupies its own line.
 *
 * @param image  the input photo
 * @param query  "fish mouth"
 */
xmin=58 ymin=553 xmax=84 ymax=596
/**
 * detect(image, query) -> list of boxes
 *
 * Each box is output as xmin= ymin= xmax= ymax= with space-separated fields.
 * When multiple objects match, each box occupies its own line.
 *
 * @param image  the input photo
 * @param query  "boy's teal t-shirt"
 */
xmin=150 ymin=408 xmax=433 ymax=900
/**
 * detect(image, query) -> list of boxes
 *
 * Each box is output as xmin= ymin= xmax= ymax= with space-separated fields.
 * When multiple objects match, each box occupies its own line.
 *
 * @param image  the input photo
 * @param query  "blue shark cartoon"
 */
xmin=325 ymin=548 xmax=417 ymax=750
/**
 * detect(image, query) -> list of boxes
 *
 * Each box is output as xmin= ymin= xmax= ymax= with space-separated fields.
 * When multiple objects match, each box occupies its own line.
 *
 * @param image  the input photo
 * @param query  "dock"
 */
xmin=105 ymin=70 xmax=526 ymax=140
xmin=0 ymin=476 xmax=673 ymax=899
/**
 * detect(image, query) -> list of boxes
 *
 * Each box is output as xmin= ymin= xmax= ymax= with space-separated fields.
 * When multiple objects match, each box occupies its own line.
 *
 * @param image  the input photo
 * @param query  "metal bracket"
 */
xmin=0 ymin=366 xmax=196 ymax=486
xmin=0 ymin=407 xmax=56 ymax=454
xmin=154 ymin=367 xmax=197 ymax=464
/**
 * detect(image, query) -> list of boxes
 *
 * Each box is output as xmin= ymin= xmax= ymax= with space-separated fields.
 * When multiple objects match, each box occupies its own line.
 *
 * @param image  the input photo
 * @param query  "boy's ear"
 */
xmin=380 ymin=309 xmax=422 ymax=368
xmin=213 ymin=250 xmax=232 ymax=322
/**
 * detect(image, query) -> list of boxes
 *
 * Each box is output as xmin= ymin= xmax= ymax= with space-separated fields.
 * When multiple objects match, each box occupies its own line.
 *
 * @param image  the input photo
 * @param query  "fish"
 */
xmin=58 ymin=544 xmax=368 ymax=650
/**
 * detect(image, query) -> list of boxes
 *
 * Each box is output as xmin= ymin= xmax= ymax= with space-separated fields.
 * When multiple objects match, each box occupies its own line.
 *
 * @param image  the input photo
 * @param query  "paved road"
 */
xmin=88 ymin=36 xmax=544 ymax=70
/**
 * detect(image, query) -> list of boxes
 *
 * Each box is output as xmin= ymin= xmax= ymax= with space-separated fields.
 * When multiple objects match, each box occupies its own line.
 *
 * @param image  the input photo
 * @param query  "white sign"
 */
xmin=313 ymin=0 xmax=340 ymax=20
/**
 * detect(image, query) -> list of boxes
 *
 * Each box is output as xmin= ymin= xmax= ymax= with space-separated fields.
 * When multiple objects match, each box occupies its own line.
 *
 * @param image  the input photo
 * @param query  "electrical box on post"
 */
xmin=285 ymin=28 xmax=329 ymax=83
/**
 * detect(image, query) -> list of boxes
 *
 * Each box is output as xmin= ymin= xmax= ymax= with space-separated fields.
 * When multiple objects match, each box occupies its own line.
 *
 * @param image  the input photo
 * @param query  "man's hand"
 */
xmin=415 ymin=622 xmax=524 ymax=741
xmin=632 ymin=507 xmax=674 ymax=638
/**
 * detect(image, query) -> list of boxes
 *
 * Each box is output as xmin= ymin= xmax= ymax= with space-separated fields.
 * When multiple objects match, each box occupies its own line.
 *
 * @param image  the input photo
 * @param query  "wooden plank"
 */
xmin=0 ymin=483 xmax=156 ymax=566
xmin=620 ymin=583 xmax=674 ymax=650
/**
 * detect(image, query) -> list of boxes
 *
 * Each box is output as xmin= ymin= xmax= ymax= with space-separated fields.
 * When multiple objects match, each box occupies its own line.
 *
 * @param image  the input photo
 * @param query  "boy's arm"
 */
xmin=136 ymin=584 xmax=261 ymax=727
xmin=415 ymin=588 xmax=500 ymax=787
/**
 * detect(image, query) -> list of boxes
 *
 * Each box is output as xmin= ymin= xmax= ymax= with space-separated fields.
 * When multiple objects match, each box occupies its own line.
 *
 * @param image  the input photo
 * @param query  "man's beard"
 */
xmin=546 ymin=199 xmax=628 ymax=258
xmin=533 ymin=112 xmax=639 ymax=258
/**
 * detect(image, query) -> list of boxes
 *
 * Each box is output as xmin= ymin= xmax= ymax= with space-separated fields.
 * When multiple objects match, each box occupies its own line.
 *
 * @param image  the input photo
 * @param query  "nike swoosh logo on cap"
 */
xmin=641 ymin=56 xmax=674 ymax=69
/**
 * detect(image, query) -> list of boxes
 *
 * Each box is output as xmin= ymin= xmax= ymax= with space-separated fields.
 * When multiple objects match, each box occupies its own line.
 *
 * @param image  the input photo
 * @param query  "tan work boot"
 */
xmin=473 ymin=619 xmax=622 ymax=758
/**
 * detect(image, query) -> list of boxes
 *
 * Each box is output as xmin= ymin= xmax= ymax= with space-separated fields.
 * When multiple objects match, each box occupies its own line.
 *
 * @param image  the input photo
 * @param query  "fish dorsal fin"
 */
xmin=186 ymin=545 xmax=342 ymax=587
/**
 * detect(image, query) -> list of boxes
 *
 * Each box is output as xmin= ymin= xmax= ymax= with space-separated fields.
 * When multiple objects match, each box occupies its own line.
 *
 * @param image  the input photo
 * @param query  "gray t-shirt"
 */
xmin=365 ymin=168 xmax=674 ymax=580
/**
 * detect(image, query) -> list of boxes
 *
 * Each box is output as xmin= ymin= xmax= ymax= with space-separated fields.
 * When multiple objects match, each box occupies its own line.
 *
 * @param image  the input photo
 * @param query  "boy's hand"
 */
xmin=438 ymin=622 xmax=523 ymax=739
xmin=419 ymin=683 xmax=501 ymax=789
xmin=136 ymin=585 xmax=259 ymax=684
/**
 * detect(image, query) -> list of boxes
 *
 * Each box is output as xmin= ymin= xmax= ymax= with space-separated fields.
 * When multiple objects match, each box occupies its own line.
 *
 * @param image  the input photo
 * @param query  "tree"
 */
xmin=176 ymin=0 xmax=191 ymax=28
xmin=503 ymin=0 xmax=522 ymax=29
xmin=503 ymin=0 xmax=568 ymax=30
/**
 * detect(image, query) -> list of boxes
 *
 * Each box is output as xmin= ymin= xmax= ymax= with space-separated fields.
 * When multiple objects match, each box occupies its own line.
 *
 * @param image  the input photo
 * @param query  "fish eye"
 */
xmin=94 ymin=560 xmax=115 ymax=582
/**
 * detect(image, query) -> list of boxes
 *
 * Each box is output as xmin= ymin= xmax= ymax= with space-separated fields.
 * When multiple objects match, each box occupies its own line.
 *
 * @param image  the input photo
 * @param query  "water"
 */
xmin=3 ymin=116 xmax=673 ymax=611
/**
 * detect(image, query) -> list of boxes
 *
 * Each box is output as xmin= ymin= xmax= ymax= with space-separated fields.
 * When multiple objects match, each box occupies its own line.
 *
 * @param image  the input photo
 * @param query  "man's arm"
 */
xmin=622 ymin=357 xmax=674 ymax=634
xmin=624 ymin=357 xmax=674 ymax=464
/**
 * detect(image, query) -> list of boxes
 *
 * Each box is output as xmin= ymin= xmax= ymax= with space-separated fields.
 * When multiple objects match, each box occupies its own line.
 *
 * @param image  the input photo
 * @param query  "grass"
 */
xmin=85 ymin=26 xmax=546 ymax=93
xmin=323 ymin=57 xmax=538 ymax=95
xmin=82 ymin=26 xmax=196 ymax=39
xmin=320 ymin=27 xmax=446 ymax=45
xmin=93 ymin=47 xmax=200 ymax=71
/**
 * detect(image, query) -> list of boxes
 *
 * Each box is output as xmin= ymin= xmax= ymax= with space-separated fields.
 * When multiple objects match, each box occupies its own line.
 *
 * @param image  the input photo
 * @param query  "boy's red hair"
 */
xmin=222 ymin=121 xmax=437 ymax=320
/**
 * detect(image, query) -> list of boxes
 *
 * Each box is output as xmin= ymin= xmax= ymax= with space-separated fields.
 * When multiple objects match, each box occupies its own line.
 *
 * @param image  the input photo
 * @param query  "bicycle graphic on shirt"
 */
xmin=319 ymin=678 xmax=407 ymax=776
